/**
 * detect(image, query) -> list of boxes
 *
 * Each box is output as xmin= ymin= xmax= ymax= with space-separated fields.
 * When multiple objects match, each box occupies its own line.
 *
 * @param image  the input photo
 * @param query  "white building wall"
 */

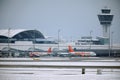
xmin=0 ymin=42 xmax=120 ymax=51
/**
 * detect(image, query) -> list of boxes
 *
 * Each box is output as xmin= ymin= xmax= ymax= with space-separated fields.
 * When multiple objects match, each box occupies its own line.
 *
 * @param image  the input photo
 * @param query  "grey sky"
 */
xmin=0 ymin=0 xmax=120 ymax=44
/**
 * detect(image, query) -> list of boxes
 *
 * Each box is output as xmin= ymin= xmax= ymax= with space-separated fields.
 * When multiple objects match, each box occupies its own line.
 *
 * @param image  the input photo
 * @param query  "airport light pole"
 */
xmin=58 ymin=29 xmax=60 ymax=50
xmin=33 ymin=29 xmax=36 ymax=51
xmin=90 ymin=30 xmax=93 ymax=49
xmin=111 ymin=32 xmax=114 ymax=49
xmin=108 ymin=26 xmax=111 ymax=57
xmin=111 ymin=32 xmax=114 ymax=56
xmin=8 ymin=28 xmax=11 ymax=57
xmin=8 ymin=28 xmax=10 ymax=50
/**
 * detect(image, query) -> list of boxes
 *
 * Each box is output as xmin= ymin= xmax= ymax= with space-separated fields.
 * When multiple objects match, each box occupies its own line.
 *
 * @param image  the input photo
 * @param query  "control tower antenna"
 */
xmin=98 ymin=7 xmax=114 ymax=56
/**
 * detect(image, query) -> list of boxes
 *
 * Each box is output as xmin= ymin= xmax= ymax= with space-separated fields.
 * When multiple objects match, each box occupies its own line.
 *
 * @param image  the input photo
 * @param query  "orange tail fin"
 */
xmin=47 ymin=47 xmax=52 ymax=54
xmin=68 ymin=45 xmax=74 ymax=52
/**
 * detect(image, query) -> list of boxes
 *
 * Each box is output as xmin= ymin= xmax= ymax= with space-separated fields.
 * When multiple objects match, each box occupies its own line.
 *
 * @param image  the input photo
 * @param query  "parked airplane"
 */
xmin=1 ymin=47 xmax=25 ymax=57
xmin=68 ymin=45 xmax=96 ymax=57
xmin=29 ymin=47 xmax=52 ymax=57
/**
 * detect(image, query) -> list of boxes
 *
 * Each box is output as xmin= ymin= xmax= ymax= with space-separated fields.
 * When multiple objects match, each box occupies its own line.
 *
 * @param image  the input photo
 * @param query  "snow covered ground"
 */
xmin=0 ymin=68 xmax=120 ymax=80
xmin=0 ymin=58 xmax=120 ymax=80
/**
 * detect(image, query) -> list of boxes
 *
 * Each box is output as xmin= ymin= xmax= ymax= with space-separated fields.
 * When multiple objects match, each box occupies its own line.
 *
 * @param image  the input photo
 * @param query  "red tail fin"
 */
xmin=68 ymin=45 xmax=74 ymax=52
xmin=47 ymin=47 xmax=52 ymax=54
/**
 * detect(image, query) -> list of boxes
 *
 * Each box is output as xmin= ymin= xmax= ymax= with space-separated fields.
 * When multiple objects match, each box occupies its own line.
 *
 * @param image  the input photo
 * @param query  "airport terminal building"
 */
xmin=0 ymin=29 xmax=57 ymax=44
xmin=0 ymin=29 xmax=120 ymax=57
xmin=0 ymin=29 xmax=60 ymax=49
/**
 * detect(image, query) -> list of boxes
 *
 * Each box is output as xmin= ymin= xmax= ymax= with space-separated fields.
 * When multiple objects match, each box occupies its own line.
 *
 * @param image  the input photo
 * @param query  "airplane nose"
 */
xmin=91 ymin=52 xmax=96 ymax=56
xmin=94 ymin=53 xmax=96 ymax=56
xmin=93 ymin=52 xmax=96 ymax=56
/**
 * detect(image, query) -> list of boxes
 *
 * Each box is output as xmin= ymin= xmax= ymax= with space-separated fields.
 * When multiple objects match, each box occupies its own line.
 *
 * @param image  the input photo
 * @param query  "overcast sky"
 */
xmin=0 ymin=0 xmax=120 ymax=44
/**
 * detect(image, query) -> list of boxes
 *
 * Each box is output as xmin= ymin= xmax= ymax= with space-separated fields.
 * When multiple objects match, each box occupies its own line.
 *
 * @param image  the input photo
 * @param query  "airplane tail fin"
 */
xmin=68 ymin=45 xmax=74 ymax=52
xmin=47 ymin=47 xmax=52 ymax=54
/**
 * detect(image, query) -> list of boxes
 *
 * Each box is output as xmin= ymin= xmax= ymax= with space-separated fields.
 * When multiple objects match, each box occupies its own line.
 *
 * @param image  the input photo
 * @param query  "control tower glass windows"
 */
xmin=102 ymin=9 xmax=111 ymax=13
xmin=98 ymin=15 xmax=113 ymax=21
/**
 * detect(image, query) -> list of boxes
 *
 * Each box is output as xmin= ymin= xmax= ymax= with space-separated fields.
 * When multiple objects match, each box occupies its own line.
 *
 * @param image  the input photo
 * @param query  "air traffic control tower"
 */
xmin=98 ymin=7 xmax=114 ymax=44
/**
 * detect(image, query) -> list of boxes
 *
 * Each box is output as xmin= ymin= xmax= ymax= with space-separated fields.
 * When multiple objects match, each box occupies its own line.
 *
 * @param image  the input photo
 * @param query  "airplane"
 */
xmin=68 ymin=45 xmax=96 ymax=57
xmin=1 ymin=47 xmax=26 ymax=57
xmin=29 ymin=47 xmax=52 ymax=57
